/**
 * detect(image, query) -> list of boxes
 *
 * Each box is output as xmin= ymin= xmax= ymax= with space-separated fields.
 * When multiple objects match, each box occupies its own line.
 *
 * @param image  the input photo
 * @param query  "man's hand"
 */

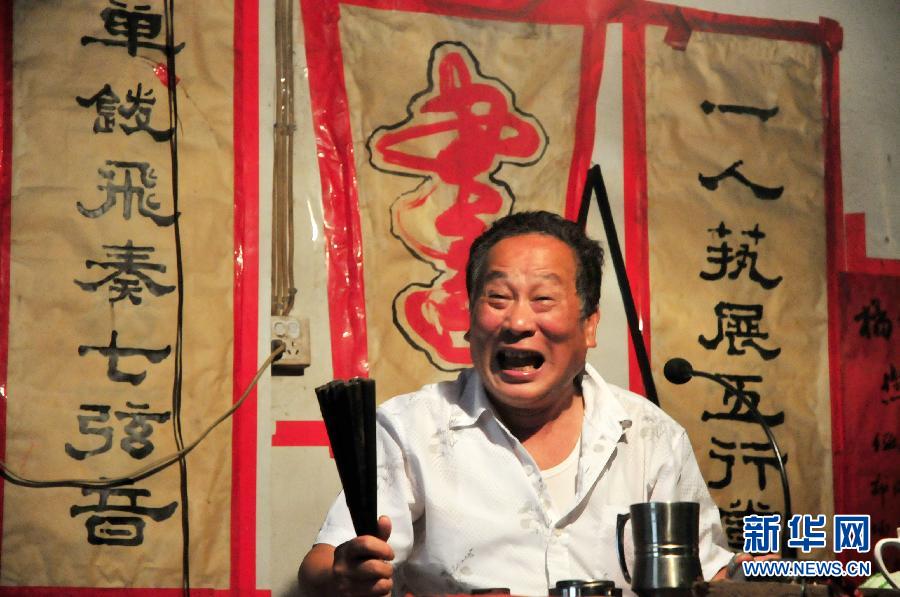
xmin=713 ymin=552 xmax=781 ymax=581
xmin=299 ymin=515 xmax=395 ymax=597
xmin=332 ymin=516 xmax=395 ymax=596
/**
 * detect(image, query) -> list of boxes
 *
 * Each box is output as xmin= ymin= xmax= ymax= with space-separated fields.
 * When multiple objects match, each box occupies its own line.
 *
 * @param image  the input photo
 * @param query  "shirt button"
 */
xmin=554 ymin=528 xmax=563 ymax=537
xmin=524 ymin=465 xmax=535 ymax=475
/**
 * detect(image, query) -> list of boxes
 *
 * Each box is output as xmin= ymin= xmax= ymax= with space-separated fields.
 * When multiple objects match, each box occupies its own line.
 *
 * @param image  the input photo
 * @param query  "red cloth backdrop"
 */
xmin=834 ymin=241 xmax=900 ymax=568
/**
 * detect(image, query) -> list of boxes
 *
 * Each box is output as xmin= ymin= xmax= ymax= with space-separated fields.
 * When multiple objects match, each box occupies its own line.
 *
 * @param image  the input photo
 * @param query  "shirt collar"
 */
xmin=448 ymin=368 xmax=494 ymax=429
xmin=581 ymin=363 xmax=632 ymax=444
xmin=575 ymin=364 xmax=633 ymax=502
xmin=448 ymin=364 xmax=632 ymax=436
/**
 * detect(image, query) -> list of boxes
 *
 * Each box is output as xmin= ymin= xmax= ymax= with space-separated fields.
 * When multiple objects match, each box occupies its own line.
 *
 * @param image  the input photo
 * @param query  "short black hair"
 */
xmin=466 ymin=210 xmax=604 ymax=318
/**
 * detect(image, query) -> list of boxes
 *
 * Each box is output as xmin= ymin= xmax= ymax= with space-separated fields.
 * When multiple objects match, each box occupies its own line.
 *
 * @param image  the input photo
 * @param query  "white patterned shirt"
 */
xmin=315 ymin=365 xmax=733 ymax=596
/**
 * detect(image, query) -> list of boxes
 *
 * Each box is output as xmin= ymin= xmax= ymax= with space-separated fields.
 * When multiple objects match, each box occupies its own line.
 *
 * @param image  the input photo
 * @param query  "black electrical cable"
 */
xmin=0 ymin=344 xmax=284 ymax=490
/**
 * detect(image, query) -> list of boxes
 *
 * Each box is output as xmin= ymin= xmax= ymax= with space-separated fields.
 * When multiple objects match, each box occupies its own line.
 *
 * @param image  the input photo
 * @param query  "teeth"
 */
xmin=497 ymin=349 xmax=544 ymax=369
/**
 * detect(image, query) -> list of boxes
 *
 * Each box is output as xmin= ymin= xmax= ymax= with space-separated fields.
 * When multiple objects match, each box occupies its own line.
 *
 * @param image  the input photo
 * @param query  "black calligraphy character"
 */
xmin=718 ymin=499 xmax=773 ymax=549
xmin=70 ymin=486 xmax=178 ymax=546
xmin=702 ymin=242 xmax=736 ymax=281
xmin=701 ymin=373 xmax=785 ymax=426
xmin=882 ymin=364 xmax=900 ymax=404
xmin=698 ymin=301 xmax=782 ymax=360
xmin=708 ymin=221 xmax=732 ymax=239
xmin=708 ymin=436 xmax=737 ymax=489
xmin=700 ymin=222 xmax=782 ymax=289
xmin=873 ymin=431 xmax=898 ymax=452
xmin=80 ymin=1 xmax=185 ymax=58
xmin=708 ymin=437 xmax=788 ymax=491
xmin=870 ymin=474 xmax=888 ymax=507
xmin=65 ymin=405 xmax=113 ymax=460
xmin=114 ymin=402 xmax=171 ymax=459
xmin=700 ymin=100 xmax=779 ymax=122
xmin=854 ymin=298 xmax=893 ymax=339
xmin=74 ymin=240 xmax=175 ymax=305
xmin=735 ymin=224 xmax=782 ymax=288
xmin=77 ymin=160 xmax=175 ymax=226
xmin=77 ymin=330 xmax=171 ymax=385
xmin=76 ymin=83 xmax=121 ymax=133
xmin=698 ymin=160 xmax=784 ymax=200
xmin=742 ymin=223 xmax=766 ymax=244
xmin=740 ymin=441 xmax=788 ymax=491
xmin=118 ymin=83 xmax=174 ymax=141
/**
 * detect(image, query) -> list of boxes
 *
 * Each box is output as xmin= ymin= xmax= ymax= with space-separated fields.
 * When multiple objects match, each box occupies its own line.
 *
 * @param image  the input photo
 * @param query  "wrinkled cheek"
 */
xmin=537 ymin=320 xmax=579 ymax=340
xmin=470 ymin=310 xmax=505 ymax=338
xmin=466 ymin=327 xmax=495 ymax=362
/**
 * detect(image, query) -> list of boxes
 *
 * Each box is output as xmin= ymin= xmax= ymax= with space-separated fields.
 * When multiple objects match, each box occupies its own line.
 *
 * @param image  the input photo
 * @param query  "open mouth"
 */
xmin=496 ymin=348 xmax=545 ymax=371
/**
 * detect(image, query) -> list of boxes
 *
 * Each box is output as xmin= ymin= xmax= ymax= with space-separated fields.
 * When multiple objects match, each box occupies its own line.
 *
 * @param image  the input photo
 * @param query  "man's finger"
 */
xmin=341 ymin=535 xmax=394 ymax=563
xmin=377 ymin=515 xmax=392 ymax=542
xmin=344 ymin=557 xmax=393 ymax=581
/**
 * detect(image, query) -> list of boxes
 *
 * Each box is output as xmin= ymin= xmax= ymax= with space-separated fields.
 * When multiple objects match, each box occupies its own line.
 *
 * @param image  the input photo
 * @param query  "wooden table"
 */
xmin=409 ymin=581 xmax=836 ymax=596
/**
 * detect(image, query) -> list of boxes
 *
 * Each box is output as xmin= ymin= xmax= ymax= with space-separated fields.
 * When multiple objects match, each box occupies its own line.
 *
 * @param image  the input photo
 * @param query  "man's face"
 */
xmin=468 ymin=233 xmax=600 ymax=412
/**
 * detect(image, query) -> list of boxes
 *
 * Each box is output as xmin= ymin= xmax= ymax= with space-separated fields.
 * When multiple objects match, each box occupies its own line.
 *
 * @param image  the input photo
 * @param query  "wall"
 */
xmin=259 ymin=2 xmax=899 ymax=595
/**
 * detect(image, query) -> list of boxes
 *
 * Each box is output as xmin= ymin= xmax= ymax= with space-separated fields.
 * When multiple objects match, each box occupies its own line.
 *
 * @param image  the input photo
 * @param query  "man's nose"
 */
xmin=503 ymin=299 xmax=537 ymax=335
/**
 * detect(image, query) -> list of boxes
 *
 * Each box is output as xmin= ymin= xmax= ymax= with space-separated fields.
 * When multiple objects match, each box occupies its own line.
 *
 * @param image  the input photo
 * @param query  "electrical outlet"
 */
xmin=271 ymin=316 xmax=310 ymax=374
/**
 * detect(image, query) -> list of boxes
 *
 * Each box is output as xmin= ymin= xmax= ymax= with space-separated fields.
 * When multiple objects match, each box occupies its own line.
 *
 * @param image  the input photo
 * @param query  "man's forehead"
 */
xmin=482 ymin=269 xmax=564 ymax=284
xmin=484 ymin=234 xmax=578 ymax=269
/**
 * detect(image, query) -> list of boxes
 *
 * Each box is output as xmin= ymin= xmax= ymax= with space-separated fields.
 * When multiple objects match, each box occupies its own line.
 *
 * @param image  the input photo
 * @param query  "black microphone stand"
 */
xmin=578 ymin=165 xmax=659 ymax=406
xmin=665 ymin=358 xmax=796 ymax=559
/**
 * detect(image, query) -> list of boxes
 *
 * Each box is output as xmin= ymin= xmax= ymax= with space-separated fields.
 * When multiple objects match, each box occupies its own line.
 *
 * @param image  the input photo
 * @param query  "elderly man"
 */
xmin=299 ymin=211 xmax=736 ymax=596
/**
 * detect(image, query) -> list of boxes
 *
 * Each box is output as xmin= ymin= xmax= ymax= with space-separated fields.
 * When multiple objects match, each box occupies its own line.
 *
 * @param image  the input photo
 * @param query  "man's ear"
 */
xmin=583 ymin=308 xmax=600 ymax=348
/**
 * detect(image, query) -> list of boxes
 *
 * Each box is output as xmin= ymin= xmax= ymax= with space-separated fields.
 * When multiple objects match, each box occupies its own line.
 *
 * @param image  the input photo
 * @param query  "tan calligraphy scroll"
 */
xmin=643 ymin=25 xmax=833 ymax=555
xmin=325 ymin=3 xmax=603 ymax=399
xmin=3 ymin=1 xmax=234 ymax=589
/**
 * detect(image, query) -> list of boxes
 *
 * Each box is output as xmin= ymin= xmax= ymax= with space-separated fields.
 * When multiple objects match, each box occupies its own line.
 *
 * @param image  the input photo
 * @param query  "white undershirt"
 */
xmin=540 ymin=440 xmax=580 ymax=512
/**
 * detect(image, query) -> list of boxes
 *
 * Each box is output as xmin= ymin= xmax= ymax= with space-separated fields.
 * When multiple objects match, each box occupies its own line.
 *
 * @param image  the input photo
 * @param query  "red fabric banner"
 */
xmin=301 ymin=0 xmax=610 ymax=393
xmin=835 ymin=272 xmax=900 ymax=567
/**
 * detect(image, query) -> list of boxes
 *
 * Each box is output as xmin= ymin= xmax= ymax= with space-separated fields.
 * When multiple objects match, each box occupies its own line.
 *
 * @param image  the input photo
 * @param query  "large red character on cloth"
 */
xmin=368 ymin=41 xmax=548 ymax=369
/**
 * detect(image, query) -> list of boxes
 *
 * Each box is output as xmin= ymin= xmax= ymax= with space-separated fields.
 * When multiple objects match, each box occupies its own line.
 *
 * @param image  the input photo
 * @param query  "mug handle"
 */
xmin=874 ymin=537 xmax=900 ymax=590
xmin=616 ymin=512 xmax=631 ymax=584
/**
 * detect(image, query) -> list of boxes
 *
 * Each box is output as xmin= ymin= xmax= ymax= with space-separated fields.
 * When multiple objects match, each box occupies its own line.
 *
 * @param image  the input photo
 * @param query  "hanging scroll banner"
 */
xmin=0 ymin=1 xmax=258 ymax=592
xmin=301 ymin=0 xmax=609 ymax=399
xmin=836 ymin=272 xmax=900 ymax=567
xmin=629 ymin=7 xmax=841 ymax=557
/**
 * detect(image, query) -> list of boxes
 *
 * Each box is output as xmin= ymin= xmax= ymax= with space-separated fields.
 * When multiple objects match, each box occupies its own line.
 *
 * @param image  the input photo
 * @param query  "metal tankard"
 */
xmin=616 ymin=502 xmax=703 ymax=596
